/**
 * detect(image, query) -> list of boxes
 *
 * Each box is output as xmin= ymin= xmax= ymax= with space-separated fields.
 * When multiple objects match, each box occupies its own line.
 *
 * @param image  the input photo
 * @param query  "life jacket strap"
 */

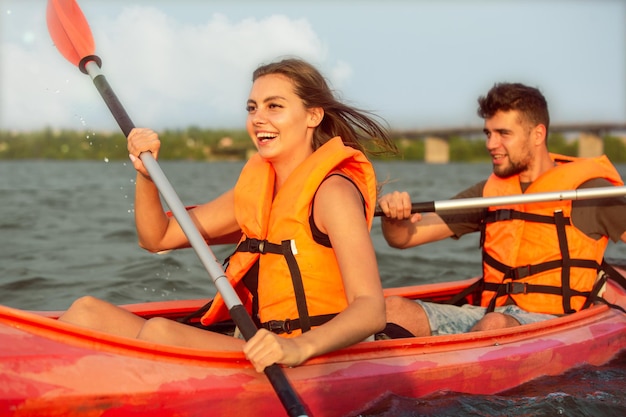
xmin=479 ymin=208 xmax=571 ymax=248
xmin=483 ymin=209 xmax=572 ymax=225
xmin=554 ymin=210 xmax=574 ymax=313
xmin=261 ymin=313 xmax=337 ymax=335
xmin=483 ymin=281 xmax=591 ymax=298
xmin=235 ymin=238 xmax=284 ymax=255
xmin=483 ymin=251 xmax=600 ymax=280
xmin=235 ymin=237 xmax=316 ymax=333
xmin=584 ymin=260 xmax=626 ymax=314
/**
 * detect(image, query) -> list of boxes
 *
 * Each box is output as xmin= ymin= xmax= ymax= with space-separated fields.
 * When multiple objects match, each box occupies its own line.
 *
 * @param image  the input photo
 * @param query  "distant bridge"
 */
xmin=391 ymin=122 xmax=626 ymax=163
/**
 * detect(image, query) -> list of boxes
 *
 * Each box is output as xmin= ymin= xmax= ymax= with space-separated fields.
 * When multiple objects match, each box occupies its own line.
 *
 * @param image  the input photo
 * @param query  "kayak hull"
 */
xmin=1 ymin=275 xmax=626 ymax=417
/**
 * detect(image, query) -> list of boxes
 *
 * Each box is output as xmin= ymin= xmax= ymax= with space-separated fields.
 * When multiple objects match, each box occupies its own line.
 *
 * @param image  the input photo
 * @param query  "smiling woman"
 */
xmin=49 ymin=4 xmax=397 ymax=406
xmin=61 ymin=56 xmax=398 ymax=363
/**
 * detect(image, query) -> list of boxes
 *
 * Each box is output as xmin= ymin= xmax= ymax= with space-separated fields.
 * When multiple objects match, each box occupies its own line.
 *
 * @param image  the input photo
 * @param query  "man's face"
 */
xmin=483 ymin=110 xmax=535 ymax=179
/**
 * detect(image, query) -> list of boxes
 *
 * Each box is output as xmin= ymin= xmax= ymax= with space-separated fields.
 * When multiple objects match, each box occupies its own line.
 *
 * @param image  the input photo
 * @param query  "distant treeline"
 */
xmin=2 ymin=127 xmax=626 ymax=162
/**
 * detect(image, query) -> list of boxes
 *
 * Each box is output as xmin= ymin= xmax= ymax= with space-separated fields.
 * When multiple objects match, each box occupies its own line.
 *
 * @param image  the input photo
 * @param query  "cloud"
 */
xmin=95 ymin=7 xmax=327 ymax=129
xmin=2 ymin=1 xmax=623 ymax=132
xmin=1 ymin=5 xmax=341 ymax=131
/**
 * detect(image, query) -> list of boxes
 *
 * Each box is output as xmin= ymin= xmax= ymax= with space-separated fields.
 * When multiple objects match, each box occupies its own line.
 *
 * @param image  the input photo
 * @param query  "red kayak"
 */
xmin=1 ymin=270 xmax=626 ymax=417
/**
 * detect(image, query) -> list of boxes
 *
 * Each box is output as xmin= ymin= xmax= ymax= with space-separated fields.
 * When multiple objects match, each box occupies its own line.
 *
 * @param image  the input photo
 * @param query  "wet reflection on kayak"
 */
xmin=354 ymin=350 xmax=626 ymax=417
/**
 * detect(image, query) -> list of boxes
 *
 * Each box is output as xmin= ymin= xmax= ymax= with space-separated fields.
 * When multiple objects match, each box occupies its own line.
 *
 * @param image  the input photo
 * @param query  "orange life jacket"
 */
xmin=200 ymin=137 xmax=377 ymax=337
xmin=481 ymin=154 xmax=623 ymax=314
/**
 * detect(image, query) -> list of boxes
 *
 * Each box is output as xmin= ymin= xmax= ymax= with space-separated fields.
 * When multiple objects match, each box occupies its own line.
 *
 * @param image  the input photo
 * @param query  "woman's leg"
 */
xmin=57 ymin=295 xmax=147 ymax=338
xmin=138 ymin=317 xmax=245 ymax=350
xmin=58 ymin=295 xmax=247 ymax=350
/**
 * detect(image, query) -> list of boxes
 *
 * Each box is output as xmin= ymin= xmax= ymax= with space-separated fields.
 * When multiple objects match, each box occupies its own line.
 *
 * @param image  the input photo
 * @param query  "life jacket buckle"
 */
xmin=495 ymin=209 xmax=514 ymax=221
xmin=248 ymin=238 xmax=267 ymax=254
xmin=506 ymin=281 xmax=528 ymax=294
xmin=282 ymin=318 xmax=293 ymax=334
xmin=512 ymin=264 xmax=532 ymax=279
xmin=264 ymin=318 xmax=293 ymax=334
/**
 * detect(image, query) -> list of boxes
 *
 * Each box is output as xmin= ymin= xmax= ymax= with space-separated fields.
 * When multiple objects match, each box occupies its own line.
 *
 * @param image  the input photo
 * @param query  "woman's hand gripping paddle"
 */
xmin=46 ymin=1 xmax=309 ymax=416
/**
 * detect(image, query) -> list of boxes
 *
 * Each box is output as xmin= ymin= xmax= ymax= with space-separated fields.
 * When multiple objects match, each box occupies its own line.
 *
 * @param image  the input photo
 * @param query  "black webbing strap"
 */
xmin=483 ymin=281 xmax=590 ymax=297
xmin=586 ymin=260 xmax=626 ymax=314
xmin=381 ymin=322 xmax=415 ymax=339
xmin=483 ymin=251 xmax=599 ymax=281
xmin=280 ymin=240 xmax=312 ymax=333
xmin=483 ymin=209 xmax=572 ymax=226
xmin=480 ymin=208 xmax=571 ymax=247
xmin=261 ymin=313 xmax=337 ymax=335
xmin=235 ymin=238 xmax=284 ymax=255
xmin=444 ymin=278 xmax=484 ymax=306
xmin=481 ymin=259 xmax=600 ymax=314
xmin=600 ymin=259 xmax=626 ymax=292
xmin=581 ymin=271 xmax=609 ymax=311
xmin=235 ymin=237 xmax=314 ymax=333
xmin=592 ymin=297 xmax=626 ymax=314
xmin=554 ymin=210 xmax=574 ymax=313
xmin=177 ymin=299 xmax=214 ymax=324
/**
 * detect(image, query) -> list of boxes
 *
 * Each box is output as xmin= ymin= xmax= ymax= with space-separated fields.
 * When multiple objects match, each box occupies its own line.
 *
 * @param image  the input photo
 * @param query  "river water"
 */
xmin=1 ymin=159 xmax=625 ymax=416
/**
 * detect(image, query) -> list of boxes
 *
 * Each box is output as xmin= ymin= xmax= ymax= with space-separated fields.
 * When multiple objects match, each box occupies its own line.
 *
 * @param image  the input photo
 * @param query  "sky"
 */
xmin=0 ymin=0 xmax=624 ymax=133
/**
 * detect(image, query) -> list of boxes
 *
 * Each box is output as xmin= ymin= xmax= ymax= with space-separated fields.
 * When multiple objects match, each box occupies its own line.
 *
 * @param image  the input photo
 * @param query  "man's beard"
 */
xmin=493 ymin=156 xmax=530 ymax=178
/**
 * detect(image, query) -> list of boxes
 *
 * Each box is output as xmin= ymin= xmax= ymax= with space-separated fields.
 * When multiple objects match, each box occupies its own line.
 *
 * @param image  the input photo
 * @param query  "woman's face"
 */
xmin=246 ymin=73 xmax=321 ymax=170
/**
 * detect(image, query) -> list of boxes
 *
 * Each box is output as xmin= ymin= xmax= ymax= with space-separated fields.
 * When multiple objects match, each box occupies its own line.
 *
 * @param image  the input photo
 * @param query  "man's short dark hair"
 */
xmin=477 ymin=82 xmax=550 ymax=131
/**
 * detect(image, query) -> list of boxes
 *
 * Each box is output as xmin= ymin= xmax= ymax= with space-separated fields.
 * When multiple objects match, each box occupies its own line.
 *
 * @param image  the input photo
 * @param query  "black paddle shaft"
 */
xmin=79 ymin=55 xmax=134 ymax=136
xmin=78 ymin=55 xmax=310 ymax=417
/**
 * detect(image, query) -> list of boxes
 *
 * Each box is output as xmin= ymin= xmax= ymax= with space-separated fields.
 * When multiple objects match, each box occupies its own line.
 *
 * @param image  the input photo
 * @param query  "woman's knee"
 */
xmin=137 ymin=317 xmax=173 ymax=341
xmin=69 ymin=295 xmax=101 ymax=310
xmin=65 ymin=295 xmax=111 ymax=319
xmin=58 ymin=295 xmax=109 ymax=327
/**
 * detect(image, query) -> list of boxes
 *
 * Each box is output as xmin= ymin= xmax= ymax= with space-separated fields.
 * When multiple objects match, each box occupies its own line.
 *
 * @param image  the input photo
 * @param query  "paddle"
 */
xmin=46 ymin=1 xmax=309 ymax=416
xmin=374 ymin=185 xmax=626 ymax=216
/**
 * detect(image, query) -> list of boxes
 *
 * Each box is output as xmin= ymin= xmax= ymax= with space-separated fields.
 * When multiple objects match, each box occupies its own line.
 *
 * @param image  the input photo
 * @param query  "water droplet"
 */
xmin=22 ymin=31 xmax=35 ymax=44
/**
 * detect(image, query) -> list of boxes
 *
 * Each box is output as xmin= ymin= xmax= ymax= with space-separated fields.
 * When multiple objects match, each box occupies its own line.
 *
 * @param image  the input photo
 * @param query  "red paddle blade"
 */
xmin=46 ymin=0 xmax=95 ymax=66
